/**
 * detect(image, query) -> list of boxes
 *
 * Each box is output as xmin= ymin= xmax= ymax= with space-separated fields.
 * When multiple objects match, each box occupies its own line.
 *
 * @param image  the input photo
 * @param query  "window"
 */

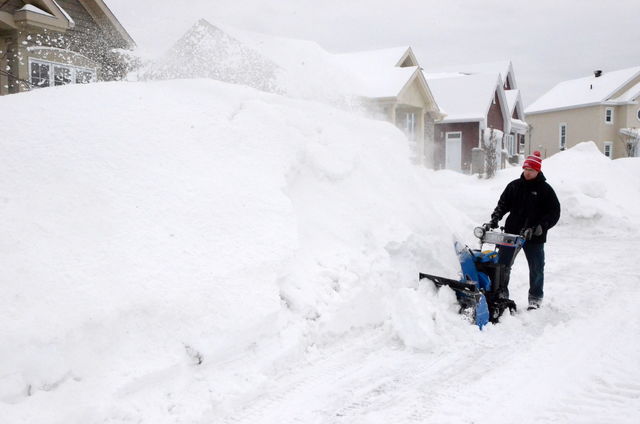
xmin=518 ymin=135 xmax=526 ymax=154
xmin=559 ymin=123 xmax=567 ymax=150
xmin=29 ymin=59 xmax=96 ymax=89
xmin=605 ymin=108 xmax=614 ymax=124
xmin=603 ymin=142 xmax=613 ymax=158
xmin=30 ymin=62 xmax=50 ymax=87
xmin=54 ymin=66 xmax=72 ymax=86
xmin=506 ymin=134 xmax=516 ymax=156
xmin=403 ymin=112 xmax=416 ymax=141
xmin=76 ymin=70 xmax=94 ymax=84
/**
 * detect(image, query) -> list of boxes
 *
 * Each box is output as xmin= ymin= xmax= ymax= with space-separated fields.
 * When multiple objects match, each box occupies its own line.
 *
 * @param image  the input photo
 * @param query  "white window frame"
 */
xmin=603 ymin=141 xmax=613 ymax=158
xmin=604 ymin=107 xmax=614 ymax=125
xmin=404 ymin=111 xmax=416 ymax=141
xmin=559 ymin=123 xmax=567 ymax=150
xmin=518 ymin=134 xmax=526 ymax=154
xmin=506 ymin=134 xmax=516 ymax=156
xmin=29 ymin=58 xmax=96 ymax=88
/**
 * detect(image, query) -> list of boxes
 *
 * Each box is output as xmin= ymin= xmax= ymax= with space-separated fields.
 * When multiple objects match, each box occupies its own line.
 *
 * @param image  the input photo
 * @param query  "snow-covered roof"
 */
xmin=429 ymin=60 xmax=515 ymax=88
xmin=331 ymin=47 xmax=420 ymax=98
xmin=52 ymin=0 xmax=75 ymax=28
xmin=610 ymin=79 xmax=640 ymax=103
xmin=348 ymin=66 xmax=420 ymax=98
xmin=17 ymin=4 xmax=55 ymax=17
xmin=505 ymin=89 xmax=520 ymax=115
xmin=333 ymin=46 xmax=416 ymax=70
xmin=427 ymin=73 xmax=503 ymax=123
xmin=526 ymin=66 xmax=640 ymax=115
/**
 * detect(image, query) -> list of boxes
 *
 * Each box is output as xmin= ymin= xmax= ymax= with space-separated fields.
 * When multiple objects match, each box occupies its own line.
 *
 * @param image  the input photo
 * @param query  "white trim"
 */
xmin=29 ymin=58 xmax=97 ymax=88
xmin=559 ymin=123 xmax=567 ymax=150
xmin=603 ymin=141 xmax=613 ymax=158
xmin=605 ymin=107 xmax=614 ymax=125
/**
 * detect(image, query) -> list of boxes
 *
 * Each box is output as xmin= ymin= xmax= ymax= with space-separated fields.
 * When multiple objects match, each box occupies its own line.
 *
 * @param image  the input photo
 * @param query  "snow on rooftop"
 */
xmin=52 ymin=0 xmax=75 ymax=27
xmin=505 ymin=89 xmax=520 ymax=114
xmin=610 ymin=79 xmax=640 ymax=103
xmin=348 ymin=66 xmax=419 ymax=98
xmin=430 ymin=60 xmax=512 ymax=84
xmin=526 ymin=66 xmax=640 ymax=115
xmin=17 ymin=4 xmax=55 ymax=17
xmin=333 ymin=46 xmax=413 ymax=70
xmin=427 ymin=73 xmax=500 ymax=122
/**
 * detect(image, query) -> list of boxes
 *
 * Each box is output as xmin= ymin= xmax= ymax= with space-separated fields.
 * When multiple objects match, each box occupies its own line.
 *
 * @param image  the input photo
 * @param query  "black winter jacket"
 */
xmin=491 ymin=172 xmax=561 ymax=243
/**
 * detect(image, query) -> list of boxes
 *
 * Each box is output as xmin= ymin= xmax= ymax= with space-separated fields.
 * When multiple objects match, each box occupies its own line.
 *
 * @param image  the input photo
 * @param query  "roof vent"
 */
xmin=594 ymin=70 xmax=603 ymax=78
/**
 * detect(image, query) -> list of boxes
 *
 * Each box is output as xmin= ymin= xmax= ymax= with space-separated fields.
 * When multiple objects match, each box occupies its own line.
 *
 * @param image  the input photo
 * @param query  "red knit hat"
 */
xmin=523 ymin=151 xmax=542 ymax=172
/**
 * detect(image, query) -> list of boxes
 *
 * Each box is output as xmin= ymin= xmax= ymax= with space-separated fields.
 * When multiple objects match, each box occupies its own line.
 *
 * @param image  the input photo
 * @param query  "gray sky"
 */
xmin=106 ymin=0 xmax=640 ymax=106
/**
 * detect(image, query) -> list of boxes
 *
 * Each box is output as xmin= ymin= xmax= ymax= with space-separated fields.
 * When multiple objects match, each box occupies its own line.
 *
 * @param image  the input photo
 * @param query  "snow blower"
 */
xmin=419 ymin=227 xmax=525 ymax=329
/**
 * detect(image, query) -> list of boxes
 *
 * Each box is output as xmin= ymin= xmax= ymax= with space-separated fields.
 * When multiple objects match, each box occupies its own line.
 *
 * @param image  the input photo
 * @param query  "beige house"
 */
xmin=0 ymin=0 xmax=135 ymax=95
xmin=525 ymin=67 xmax=640 ymax=159
xmin=333 ymin=47 xmax=444 ymax=165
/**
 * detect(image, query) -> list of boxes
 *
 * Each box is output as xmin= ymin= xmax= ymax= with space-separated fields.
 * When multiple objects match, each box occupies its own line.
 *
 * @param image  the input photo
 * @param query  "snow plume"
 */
xmin=140 ymin=19 xmax=281 ymax=93
xmin=137 ymin=20 xmax=365 ymax=109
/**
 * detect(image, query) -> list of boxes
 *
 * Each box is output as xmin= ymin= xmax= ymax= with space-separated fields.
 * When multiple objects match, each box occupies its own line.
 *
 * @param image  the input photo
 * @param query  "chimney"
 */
xmin=594 ymin=70 xmax=603 ymax=78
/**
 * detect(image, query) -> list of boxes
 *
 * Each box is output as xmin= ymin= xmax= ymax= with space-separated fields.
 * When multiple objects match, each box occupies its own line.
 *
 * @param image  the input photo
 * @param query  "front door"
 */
xmin=445 ymin=132 xmax=462 ymax=171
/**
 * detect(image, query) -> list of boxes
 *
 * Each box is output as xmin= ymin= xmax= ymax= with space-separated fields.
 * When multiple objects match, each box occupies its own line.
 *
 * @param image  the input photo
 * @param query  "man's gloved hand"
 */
xmin=533 ymin=224 xmax=543 ymax=236
xmin=523 ymin=227 xmax=533 ymax=240
xmin=482 ymin=219 xmax=498 ymax=231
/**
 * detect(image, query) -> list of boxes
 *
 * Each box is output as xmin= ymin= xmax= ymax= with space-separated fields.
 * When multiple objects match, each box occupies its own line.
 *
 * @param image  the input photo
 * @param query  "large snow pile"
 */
xmin=0 ymin=79 xmax=461 ymax=422
xmin=1 ymin=80 xmax=639 ymax=423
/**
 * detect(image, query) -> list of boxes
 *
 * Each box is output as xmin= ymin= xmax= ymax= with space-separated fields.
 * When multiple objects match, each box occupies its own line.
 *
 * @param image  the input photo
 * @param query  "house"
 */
xmin=426 ymin=72 xmax=511 ymax=173
xmin=143 ymin=19 xmax=280 ymax=93
xmin=333 ymin=47 xmax=444 ymax=165
xmin=0 ymin=0 xmax=135 ymax=95
xmin=433 ymin=60 xmax=529 ymax=159
xmin=426 ymin=60 xmax=528 ymax=173
xmin=525 ymin=66 xmax=640 ymax=159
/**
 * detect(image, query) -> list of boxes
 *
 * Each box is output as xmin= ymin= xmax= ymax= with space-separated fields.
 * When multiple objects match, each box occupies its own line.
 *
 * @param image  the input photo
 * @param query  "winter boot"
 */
xmin=527 ymin=298 xmax=541 ymax=311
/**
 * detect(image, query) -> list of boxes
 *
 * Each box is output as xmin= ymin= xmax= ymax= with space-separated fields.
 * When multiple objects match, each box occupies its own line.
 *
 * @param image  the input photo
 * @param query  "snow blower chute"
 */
xmin=419 ymin=227 xmax=525 ymax=329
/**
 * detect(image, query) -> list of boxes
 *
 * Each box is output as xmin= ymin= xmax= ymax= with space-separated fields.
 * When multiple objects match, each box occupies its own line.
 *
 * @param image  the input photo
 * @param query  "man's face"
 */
xmin=523 ymin=167 xmax=539 ymax=180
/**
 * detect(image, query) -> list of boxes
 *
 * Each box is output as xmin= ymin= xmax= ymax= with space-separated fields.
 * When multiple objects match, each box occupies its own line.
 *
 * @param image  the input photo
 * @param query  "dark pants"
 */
xmin=498 ymin=242 xmax=545 ymax=301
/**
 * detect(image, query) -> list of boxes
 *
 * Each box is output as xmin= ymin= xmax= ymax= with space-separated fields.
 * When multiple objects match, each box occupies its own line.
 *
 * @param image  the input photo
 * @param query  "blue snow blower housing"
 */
xmin=419 ymin=227 xmax=525 ymax=329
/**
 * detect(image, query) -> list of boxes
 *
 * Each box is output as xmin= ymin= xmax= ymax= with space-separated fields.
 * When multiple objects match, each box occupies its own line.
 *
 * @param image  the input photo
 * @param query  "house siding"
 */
xmin=487 ymin=91 xmax=505 ymax=131
xmin=526 ymin=105 xmax=627 ymax=159
xmin=624 ymin=103 xmax=640 ymax=128
xmin=434 ymin=122 xmax=480 ymax=171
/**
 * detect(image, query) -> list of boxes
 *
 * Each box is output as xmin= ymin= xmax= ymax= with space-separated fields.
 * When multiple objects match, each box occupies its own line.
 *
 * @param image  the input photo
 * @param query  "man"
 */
xmin=485 ymin=151 xmax=561 ymax=310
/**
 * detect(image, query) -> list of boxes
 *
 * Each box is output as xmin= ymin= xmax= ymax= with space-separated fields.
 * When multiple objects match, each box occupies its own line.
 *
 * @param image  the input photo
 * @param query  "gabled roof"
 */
xmin=429 ymin=60 xmax=517 ymax=89
xmin=332 ymin=46 xmax=440 ymax=112
xmin=333 ymin=46 xmax=418 ymax=71
xmin=426 ymin=72 xmax=509 ymax=129
xmin=610 ymin=80 xmax=640 ymax=103
xmin=505 ymin=89 xmax=526 ymax=119
xmin=526 ymin=66 xmax=640 ymax=115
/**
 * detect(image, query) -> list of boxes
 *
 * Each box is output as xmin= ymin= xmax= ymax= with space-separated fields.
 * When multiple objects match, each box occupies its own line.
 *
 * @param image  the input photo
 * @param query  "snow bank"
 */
xmin=539 ymin=142 xmax=640 ymax=233
xmin=2 ymin=80 xmax=638 ymax=423
xmin=0 ymin=80 xmax=464 ymax=422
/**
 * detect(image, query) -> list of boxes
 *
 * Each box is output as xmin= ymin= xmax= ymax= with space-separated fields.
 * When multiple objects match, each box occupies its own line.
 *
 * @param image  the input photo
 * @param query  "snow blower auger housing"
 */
xmin=419 ymin=227 xmax=525 ymax=329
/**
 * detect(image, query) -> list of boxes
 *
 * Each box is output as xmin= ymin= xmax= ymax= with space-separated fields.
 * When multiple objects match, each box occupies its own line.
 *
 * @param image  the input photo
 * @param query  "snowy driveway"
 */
xmin=210 ymin=230 xmax=640 ymax=424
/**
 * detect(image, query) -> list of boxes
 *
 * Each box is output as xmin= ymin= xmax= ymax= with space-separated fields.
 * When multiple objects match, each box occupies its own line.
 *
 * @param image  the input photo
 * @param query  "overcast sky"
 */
xmin=106 ymin=0 xmax=640 ymax=106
